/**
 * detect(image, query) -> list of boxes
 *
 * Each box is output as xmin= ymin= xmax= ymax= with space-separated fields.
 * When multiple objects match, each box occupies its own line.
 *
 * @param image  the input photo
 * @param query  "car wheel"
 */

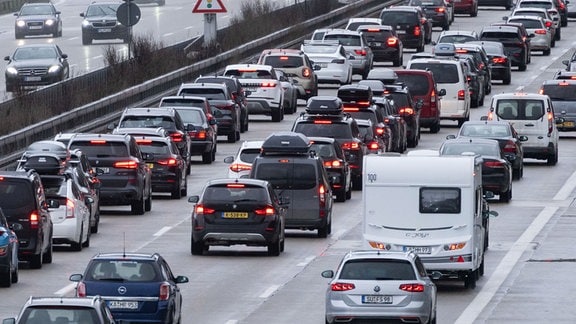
xmin=547 ymin=148 xmax=558 ymax=165
xmin=29 ymin=252 xmax=43 ymax=269
xmin=11 ymin=264 xmax=18 ymax=283
xmin=267 ymin=239 xmax=281 ymax=256
xmin=191 ymin=239 xmax=205 ymax=255
xmin=0 ymin=269 xmax=12 ymax=288
xmin=71 ymin=227 xmax=84 ymax=251
xmin=551 ymin=38 xmax=556 ymax=47
xmin=317 ymin=223 xmax=329 ymax=238
xmin=145 ymin=189 xmax=152 ymax=212
xmin=417 ymin=43 xmax=425 ymax=53
xmin=485 ymin=81 xmax=492 ymax=95
xmin=464 ymin=270 xmax=477 ymax=289
xmin=479 ymin=92 xmax=485 ymax=106
xmin=470 ymin=5 xmax=478 ymax=17
xmin=430 ymin=122 xmax=441 ymax=134
xmin=335 ymin=187 xmax=346 ymax=202
xmin=499 ymin=187 xmax=512 ymax=203
xmin=407 ymin=135 xmax=417 ymax=148
xmin=227 ymin=132 xmax=237 ymax=143
xmin=202 ymin=151 xmax=212 ymax=164
xmin=271 ymin=109 xmax=283 ymax=122
xmin=393 ymin=55 xmax=402 ymax=67
xmin=211 ymin=143 xmax=217 ymax=161
xmin=131 ymin=196 xmax=145 ymax=215
xmin=555 ymin=27 xmax=561 ymax=40
xmin=91 ymin=211 xmax=100 ymax=234
xmin=180 ymin=179 xmax=187 ymax=198
xmin=513 ymin=165 xmax=522 ymax=180
xmin=543 ymin=48 xmax=551 ymax=56
xmin=171 ymin=180 xmax=182 ymax=199
xmin=43 ymin=239 xmax=53 ymax=264
xmin=352 ymin=175 xmax=362 ymax=190
xmin=82 ymin=34 xmax=92 ymax=45
xmin=503 ymin=73 xmax=511 ymax=85
xmin=83 ymin=229 xmax=91 ymax=248
xmin=346 ymin=184 xmax=352 ymax=200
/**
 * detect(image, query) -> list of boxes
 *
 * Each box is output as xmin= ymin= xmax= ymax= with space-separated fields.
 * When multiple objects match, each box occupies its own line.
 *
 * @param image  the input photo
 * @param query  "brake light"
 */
xmin=487 ymin=111 xmax=494 ymax=121
xmin=367 ymin=28 xmax=381 ymax=32
xmin=435 ymin=7 xmax=445 ymax=12
xmin=331 ymin=59 xmax=345 ymax=64
xmin=159 ymin=283 xmax=170 ymax=301
xmin=157 ymin=159 xmax=178 ymax=166
xmin=331 ymin=282 xmax=355 ymax=291
xmin=227 ymin=184 xmax=245 ymax=188
xmin=548 ymin=111 xmax=554 ymax=135
xmin=76 ymin=282 xmax=86 ymax=297
xmin=492 ymin=57 xmax=507 ymax=64
xmin=387 ymin=37 xmax=398 ymax=46
xmin=535 ymin=29 xmax=547 ymax=35
xmin=354 ymin=49 xmax=367 ymax=56
xmin=538 ymin=88 xmax=544 ymax=95
xmin=261 ymin=81 xmax=277 ymax=87
xmin=229 ymin=163 xmax=252 ymax=173
xmin=254 ymin=205 xmax=275 ymax=216
xmin=558 ymin=1 xmax=565 ymax=9
xmin=399 ymin=283 xmax=425 ymax=292
xmin=545 ymin=20 xmax=552 ymax=28
xmin=368 ymin=141 xmax=379 ymax=150
xmin=456 ymin=49 xmax=468 ymax=54
xmin=114 ymin=161 xmax=138 ymax=169
xmin=458 ymin=90 xmax=466 ymax=100
xmin=66 ymin=199 xmax=75 ymax=219
xmin=302 ymin=67 xmax=312 ymax=78
xmin=30 ymin=211 xmax=40 ymax=230
xmin=170 ymin=132 xmax=184 ymax=143
xmin=484 ymin=161 xmax=505 ymax=168
xmin=503 ymin=140 xmax=516 ymax=153
xmin=136 ymin=139 xmax=153 ymax=145
xmin=414 ymin=25 xmax=421 ymax=36
xmin=341 ymin=142 xmax=359 ymax=150
xmin=195 ymin=204 xmax=215 ymax=215
xmin=399 ymin=107 xmax=414 ymax=115
xmin=376 ymin=127 xmax=385 ymax=136
xmin=314 ymin=120 xmax=332 ymax=124
xmin=279 ymin=56 xmax=289 ymax=60
xmin=343 ymin=107 xmax=359 ymax=112
xmin=189 ymin=130 xmax=207 ymax=139
xmin=89 ymin=140 xmax=106 ymax=144
xmin=324 ymin=160 xmax=342 ymax=168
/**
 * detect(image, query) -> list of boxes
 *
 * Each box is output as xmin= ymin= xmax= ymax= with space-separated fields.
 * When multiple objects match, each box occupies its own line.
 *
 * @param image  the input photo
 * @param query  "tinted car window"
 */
xmin=460 ymin=124 xmax=512 ymax=136
xmin=20 ymin=308 xmax=100 ymax=324
xmin=224 ymin=70 xmax=273 ymax=79
xmin=255 ymin=163 xmax=316 ymax=190
xmin=138 ymin=142 xmax=170 ymax=155
xmin=481 ymin=32 xmax=519 ymax=39
xmin=69 ymin=141 xmax=129 ymax=157
xmin=339 ymin=259 xmax=416 ymax=280
xmin=263 ymin=56 xmax=304 ymax=68
xmin=511 ymin=19 xmax=543 ymax=28
xmin=363 ymin=30 xmax=394 ymax=42
xmin=0 ymin=180 xmax=34 ymax=209
xmin=177 ymin=88 xmax=226 ymax=100
xmin=310 ymin=143 xmax=336 ymax=159
xmin=387 ymin=93 xmax=411 ymax=108
xmin=347 ymin=111 xmax=378 ymax=124
xmin=380 ymin=11 xmax=417 ymax=24
xmin=324 ymin=34 xmax=361 ymax=46
xmin=441 ymin=143 xmax=501 ymax=156
xmin=174 ymin=109 xmax=204 ymax=124
xmin=408 ymin=63 xmax=459 ymax=83
xmin=541 ymin=85 xmax=576 ymax=100
xmin=496 ymin=100 xmax=545 ymax=120
xmin=396 ymin=74 xmax=429 ymax=96
xmin=159 ymin=98 xmax=206 ymax=108
xmin=420 ymin=187 xmax=461 ymax=213
xmin=203 ymin=185 xmax=267 ymax=202
xmin=293 ymin=122 xmax=353 ymax=138
xmin=42 ymin=177 xmax=66 ymax=197
xmin=240 ymin=149 xmax=261 ymax=164
xmin=85 ymin=260 xmax=158 ymax=281
xmin=119 ymin=116 xmax=176 ymax=130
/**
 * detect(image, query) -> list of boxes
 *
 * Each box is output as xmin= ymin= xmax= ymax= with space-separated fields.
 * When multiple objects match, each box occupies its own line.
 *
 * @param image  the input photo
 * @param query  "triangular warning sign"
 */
xmin=192 ymin=0 xmax=226 ymax=13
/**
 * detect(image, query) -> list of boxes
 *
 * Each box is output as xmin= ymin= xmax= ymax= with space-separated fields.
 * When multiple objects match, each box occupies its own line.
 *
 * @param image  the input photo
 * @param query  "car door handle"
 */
xmin=525 ymin=123 xmax=535 ymax=127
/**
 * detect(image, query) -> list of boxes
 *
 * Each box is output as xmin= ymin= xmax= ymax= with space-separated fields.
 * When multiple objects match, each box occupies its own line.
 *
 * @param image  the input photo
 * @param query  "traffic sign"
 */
xmin=192 ymin=0 xmax=227 ymax=13
xmin=117 ymin=2 xmax=141 ymax=27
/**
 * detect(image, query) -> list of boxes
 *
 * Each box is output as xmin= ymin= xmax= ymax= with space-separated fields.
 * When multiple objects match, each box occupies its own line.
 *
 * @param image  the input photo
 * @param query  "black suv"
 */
xmin=68 ymin=134 xmax=152 ymax=215
xmin=188 ymin=178 xmax=287 ymax=256
xmin=383 ymin=83 xmax=422 ymax=148
xmin=80 ymin=2 xmax=130 ymax=45
xmin=14 ymin=2 xmax=62 ymax=39
xmin=308 ymin=136 xmax=352 ymax=202
xmin=380 ymin=7 xmax=427 ymax=52
xmin=540 ymin=79 xmax=576 ymax=132
xmin=0 ymin=170 xmax=55 ymax=269
xmin=292 ymin=96 xmax=367 ymax=190
xmin=480 ymin=24 xmax=531 ymax=71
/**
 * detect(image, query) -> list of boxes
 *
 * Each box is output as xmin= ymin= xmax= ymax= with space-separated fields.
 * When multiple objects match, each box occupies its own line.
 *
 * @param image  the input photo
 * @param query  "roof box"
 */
xmin=17 ymin=153 xmax=65 ymax=175
xmin=337 ymin=84 xmax=373 ymax=105
xmin=305 ymin=96 xmax=343 ymax=115
xmin=261 ymin=132 xmax=311 ymax=155
xmin=433 ymin=43 xmax=456 ymax=56
xmin=366 ymin=68 xmax=398 ymax=84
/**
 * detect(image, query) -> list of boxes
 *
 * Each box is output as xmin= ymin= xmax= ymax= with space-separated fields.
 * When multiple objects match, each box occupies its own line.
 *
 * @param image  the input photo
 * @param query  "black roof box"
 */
xmin=17 ymin=153 xmax=65 ymax=175
xmin=305 ymin=96 xmax=343 ymax=115
xmin=261 ymin=132 xmax=311 ymax=155
xmin=337 ymin=84 xmax=373 ymax=104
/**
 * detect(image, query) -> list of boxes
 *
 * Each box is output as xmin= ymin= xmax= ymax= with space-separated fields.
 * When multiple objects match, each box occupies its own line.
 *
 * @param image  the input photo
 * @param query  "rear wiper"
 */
xmin=233 ymin=199 xmax=258 ymax=203
xmin=98 ymin=278 xmax=124 ymax=282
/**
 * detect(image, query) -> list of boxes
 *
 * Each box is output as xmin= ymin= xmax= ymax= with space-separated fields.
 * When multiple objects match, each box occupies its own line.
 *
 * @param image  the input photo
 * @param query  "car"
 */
xmin=440 ymin=138 xmax=513 ymax=202
xmin=159 ymin=95 xmax=219 ymax=137
xmin=372 ymin=90 xmax=409 ymax=153
xmin=480 ymin=24 xmax=531 ymax=71
xmin=356 ymin=25 xmax=404 ymax=66
xmin=449 ymin=120 xmax=527 ymax=179
xmin=515 ymin=0 xmax=562 ymax=39
xmin=404 ymin=0 xmax=451 ymax=30
xmin=67 ymin=149 xmax=101 ymax=234
xmin=382 ymin=83 xmax=422 ymax=148
xmin=478 ymin=0 xmax=514 ymax=9
xmin=507 ymin=16 xmax=552 ymax=56
xmin=356 ymin=118 xmax=387 ymax=154
xmin=256 ymin=48 xmax=320 ymax=99
xmin=222 ymin=64 xmax=285 ymax=122
xmin=344 ymin=17 xmax=383 ymax=31
xmin=4 ymin=44 xmax=69 ymax=92
xmin=0 ymin=208 xmax=19 ymax=287
xmin=41 ymin=171 xmax=92 ymax=251
xmin=133 ymin=135 xmax=188 ymax=199
xmin=193 ymin=75 xmax=250 ymax=132
xmin=67 ymin=134 xmax=153 ymax=215
xmin=552 ymin=0 xmax=569 ymax=26
xmin=292 ymin=96 xmax=367 ymax=190
xmin=69 ymin=252 xmax=188 ymax=323
xmin=395 ymin=69 xmax=445 ymax=133
xmin=169 ymin=106 xmax=218 ymax=164
xmin=509 ymin=7 xmax=558 ymax=44
xmin=80 ymin=1 xmax=130 ymax=45
xmin=553 ymin=70 xmax=576 ymax=79
xmin=14 ymin=2 xmax=62 ymax=39
xmin=539 ymin=79 xmax=576 ymax=132
xmin=300 ymin=40 xmax=353 ymax=84
xmin=453 ymin=0 xmax=479 ymax=16
xmin=188 ymin=178 xmax=287 ymax=256
xmin=275 ymin=69 xmax=300 ymax=114
xmin=487 ymin=91 xmax=560 ymax=165
xmin=0 ymin=170 xmax=55 ymax=269
xmin=453 ymin=43 xmax=492 ymax=95
xmin=469 ymin=40 xmax=513 ymax=84
xmin=308 ymin=136 xmax=352 ymax=202
xmin=322 ymin=29 xmax=374 ymax=79
xmin=562 ymin=50 xmax=576 ymax=71
xmin=321 ymin=250 xmax=437 ymax=324
xmin=250 ymin=132 xmax=334 ymax=237
xmin=176 ymin=83 xmax=242 ymax=142
xmin=434 ymin=30 xmax=479 ymax=44
xmin=458 ymin=54 xmax=486 ymax=108
xmin=2 ymin=296 xmax=116 ymax=324
xmin=223 ymin=140 xmax=264 ymax=179
xmin=380 ymin=7 xmax=427 ymax=52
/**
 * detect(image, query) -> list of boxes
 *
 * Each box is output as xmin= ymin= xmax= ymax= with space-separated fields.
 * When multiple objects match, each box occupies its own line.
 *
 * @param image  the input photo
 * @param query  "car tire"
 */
xmin=352 ymin=175 xmax=362 ymax=190
xmin=171 ymin=180 xmax=182 ymax=199
xmin=0 ymin=269 xmax=12 ymax=288
xmin=202 ymin=151 xmax=212 ymax=164
xmin=227 ymin=132 xmax=237 ymax=143
xmin=71 ymin=228 xmax=83 ymax=251
xmin=145 ymin=189 xmax=152 ymax=212
xmin=464 ymin=270 xmax=477 ymax=289
xmin=518 ymin=61 xmax=527 ymax=72
xmin=91 ymin=211 xmax=100 ymax=234
xmin=499 ymin=187 xmax=512 ymax=203
xmin=470 ymin=5 xmax=478 ymax=17
xmin=191 ymin=239 xmax=205 ymax=255
xmin=551 ymin=38 xmax=556 ymax=47
xmin=180 ymin=180 xmax=187 ymax=198
xmin=83 ymin=230 xmax=91 ymax=248
xmin=430 ymin=122 xmax=441 ymax=134
xmin=547 ymin=148 xmax=558 ymax=165
xmin=512 ymin=165 xmax=522 ymax=180
xmin=417 ymin=43 xmax=425 ymax=53
xmin=43 ymin=240 xmax=53 ymax=264
xmin=267 ymin=239 xmax=281 ymax=256
xmin=271 ymin=109 xmax=283 ymax=122
xmin=11 ymin=265 xmax=18 ymax=284
xmin=555 ymin=27 xmax=561 ymax=41
xmin=131 ymin=196 xmax=145 ymax=215
xmin=82 ymin=34 xmax=92 ymax=45
xmin=503 ymin=73 xmax=511 ymax=85
xmin=317 ymin=222 xmax=330 ymax=238
xmin=346 ymin=185 xmax=352 ymax=200
xmin=29 ymin=252 xmax=43 ymax=269
xmin=393 ymin=55 xmax=402 ymax=67
xmin=543 ymin=48 xmax=551 ymax=56
xmin=335 ymin=188 xmax=346 ymax=202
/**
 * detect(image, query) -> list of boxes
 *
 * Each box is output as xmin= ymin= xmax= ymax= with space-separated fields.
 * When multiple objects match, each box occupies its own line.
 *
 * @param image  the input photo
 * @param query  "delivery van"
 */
xmin=362 ymin=153 xmax=493 ymax=288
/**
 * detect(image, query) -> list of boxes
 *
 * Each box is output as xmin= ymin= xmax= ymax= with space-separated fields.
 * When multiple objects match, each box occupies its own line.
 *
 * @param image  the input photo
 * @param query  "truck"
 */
xmin=362 ymin=153 xmax=494 ymax=289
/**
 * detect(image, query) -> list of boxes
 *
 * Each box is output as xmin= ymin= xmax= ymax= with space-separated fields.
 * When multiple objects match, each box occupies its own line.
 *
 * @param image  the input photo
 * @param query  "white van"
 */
xmin=406 ymin=57 xmax=471 ymax=126
xmin=362 ymin=153 xmax=492 ymax=288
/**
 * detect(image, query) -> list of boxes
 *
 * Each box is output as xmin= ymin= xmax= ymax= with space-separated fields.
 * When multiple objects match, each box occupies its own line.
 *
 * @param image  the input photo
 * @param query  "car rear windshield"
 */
xmin=380 ymin=11 xmax=417 ymax=25
xmin=518 ymin=1 xmax=552 ymax=9
xmin=203 ymin=185 xmax=268 ymax=203
xmin=263 ymin=56 xmax=304 ymax=68
xmin=255 ymin=163 xmax=316 ymax=190
xmin=293 ymin=122 xmax=353 ymax=139
xmin=174 ymin=108 xmax=205 ymax=125
xmin=480 ymin=31 xmax=519 ymax=40
xmin=0 ymin=179 xmax=35 ymax=210
xmin=362 ymin=30 xmax=394 ymax=42
xmin=240 ymin=149 xmax=262 ymax=164
xmin=509 ymin=19 xmax=543 ymax=28
xmin=347 ymin=21 xmax=380 ymax=31
xmin=541 ymin=84 xmax=576 ymax=100
xmin=137 ymin=141 xmax=170 ymax=156
xmin=347 ymin=111 xmax=378 ymax=125
xmin=495 ymin=99 xmax=545 ymax=120
xmin=339 ymin=259 xmax=416 ymax=280
xmin=310 ymin=143 xmax=336 ymax=160
xmin=85 ymin=260 xmax=159 ymax=282
xmin=69 ymin=141 xmax=129 ymax=158
xmin=324 ymin=34 xmax=361 ymax=46
xmin=387 ymin=92 xmax=411 ymax=108
xmin=20 ymin=307 xmax=100 ymax=324
xmin=160 ymin=98 xmax=206 ymax=108
xmin=178 ymin=88 xmax=227 ymax=100
xmin=119 ymin=116 xmax=176 ymax=130
xmin=438 ymin=35 xmax=477 ymax=43
xmin=441 ymin=143 xmax=501 ymax=157
xmin=408 ymin=62 xmax=459 ymax=83
xmin=41 ymin=176 xmax=67 ymax=198
xmin=302 ymin=45 xmax=339 ymax=54
xmin=396 ymin=74 xmax=430 ymax=96
xmin=459 ymin=124 xmax=512 ymax=137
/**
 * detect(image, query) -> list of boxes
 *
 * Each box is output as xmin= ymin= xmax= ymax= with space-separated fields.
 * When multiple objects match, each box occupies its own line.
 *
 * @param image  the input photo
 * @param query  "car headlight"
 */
xmin=48 ymin=65 xmax=61 ymax=73
xmin=45 ymin=19 xmax=55 ymax=26
xmin=82 ymin=20 xmax=90 ymax=27
xmin=6 ymin=67 xmax=18 ymax=75
xmin=16 ymin=20 xmax=26 ymax=27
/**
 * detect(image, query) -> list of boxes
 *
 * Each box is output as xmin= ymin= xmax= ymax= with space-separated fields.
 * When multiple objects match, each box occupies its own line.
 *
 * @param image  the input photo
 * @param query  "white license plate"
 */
xmin=108 ymin=301 xmax=138 ymax=309
xmin=404 ymin=246 xmax=431 ymax=254
xmin=24 ymin=76 xmax=41 ymax=82
xmin=370 ymin=42 xmax=382 ymax=47
xmin=396 ymin=29 xmax=406 ymax=34
xmin=362 ymin=295 xmax=393 ymax=304
xmin=94 ymin=167 xmax=110 ymax=174
xmin=98 ymin=28 xmax=112 ymax=33
xmin=29 ymin=26 xmax=42 ymax=29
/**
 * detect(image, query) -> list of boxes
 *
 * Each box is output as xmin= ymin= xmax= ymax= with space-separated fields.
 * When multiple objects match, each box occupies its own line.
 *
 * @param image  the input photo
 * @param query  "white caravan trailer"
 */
xmin=362 ymin=153 xmax=489 ymax=288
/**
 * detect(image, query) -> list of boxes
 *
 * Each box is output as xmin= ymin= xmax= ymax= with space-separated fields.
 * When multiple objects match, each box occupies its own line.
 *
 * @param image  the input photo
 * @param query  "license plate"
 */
xmin=98 ymin=28 xmax=112 ymax=33
xmin=396 ymin=29 xmax=406 ymax=34
xmin=362 ymin=295 xmax=393 ymax=304
xmin=29 ymin=26 xmax=42 ymax=29
xmin=223 ymin=212 xmax=248 ymax=219
xmin=94 ymin=167 xmax=110 ymax=174
xmin=404 ymin=246 xmax=431 ymax=254
xmin=24 ymin=76 xmax=41 ymax=82
xmin=370 ymin=42 xmax=382 ymax=47
xmin=147 ymin=163 xmax=154 ymax=169
xmin=561 ymin=121 xmax=575 ymax=128
xmin=108 ymin=301 xmax=138 ymax=309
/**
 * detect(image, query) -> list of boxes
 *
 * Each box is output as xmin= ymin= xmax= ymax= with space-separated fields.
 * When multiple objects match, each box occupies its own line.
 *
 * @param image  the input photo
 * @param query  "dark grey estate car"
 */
xmin=14 ymin=2 xmax=62 ymax=39
xmin=80 ymin=2 xmax=130 ymax=45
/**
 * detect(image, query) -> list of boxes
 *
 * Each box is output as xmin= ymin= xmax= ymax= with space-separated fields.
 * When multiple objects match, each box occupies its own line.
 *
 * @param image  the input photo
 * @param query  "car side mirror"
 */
xmin=438 ymin=88 xmax=446 ymax=96
xmin=446 ymin=134 xmax=456 ymax=139
xmin=4 ymin=56 xmax=10 ymax=61
xmin=85 ymin=197 xmax=95 ymax=205
xmin=502 ymin=16 xmax=508 ymax=20
xmin=69 ymin=274 xmax=83 ymax=282
xmin=209 ymin=118 xmax=218 ymax=125
xmin=106 ymin=122 xmax=116 ymax=131
xmin=212 ymin=109 xmax=223 ymax=118
xmin=244 ymin=90 xmax=252 ymax=96
xmin=556 ymin=117 xmax=565 ymax=124
xmin=321 ymin=270 xmax=334 ymax=278
xmin=188 ymin=196 xmax=200 ymax=204
xmin=416 ymin=99 xmax=424 ymax=109
xmin=562 ymin=59 xmax=570 ymax=67
xmin=430 ymin=271 xmax=443 ymax=280
xmin=480 ymin=115 xmax=488 ymax=121
xmin=518 ymin=135 xmax=528 ymax=141
xmin=223 ymin=156 xmax=235 ymax=163
xmin=313 ymin=64 xmax=322 ymax=71
xmin=279 ymin=196 xmax=291 ymax=206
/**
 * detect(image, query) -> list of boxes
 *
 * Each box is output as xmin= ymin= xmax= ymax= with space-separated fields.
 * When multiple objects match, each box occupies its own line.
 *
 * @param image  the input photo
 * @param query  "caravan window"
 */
xmin=419 ymin=187 xmax=461 ymax=214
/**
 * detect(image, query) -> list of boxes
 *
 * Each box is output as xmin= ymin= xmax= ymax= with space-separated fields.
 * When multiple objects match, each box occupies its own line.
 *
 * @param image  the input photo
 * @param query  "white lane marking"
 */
xmin=259 ymin=285 xmax=280 ymax=298
xmin=153 ymin=226 xmax=172 ymax=236
xmin=163 ymin=33 xmax=175 ymax=37
xmin=185 ymin=26 xmax=195 ymax=30
xmin=553 ymin=170 xmax=576 ymax=201
xmin=55 ymin=283 xmax=77 ymax=296
xmin=297 ymin=255 xmax=315 ymax=267
xmin=454 ymin=206 xmax=558 ymax=324
xmin=225 ymin=321 xmax=238 ymax=324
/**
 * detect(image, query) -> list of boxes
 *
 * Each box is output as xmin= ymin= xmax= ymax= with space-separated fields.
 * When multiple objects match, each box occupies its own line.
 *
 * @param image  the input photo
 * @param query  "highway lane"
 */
xmin=1 ymin=5 xmax=576 ymax=324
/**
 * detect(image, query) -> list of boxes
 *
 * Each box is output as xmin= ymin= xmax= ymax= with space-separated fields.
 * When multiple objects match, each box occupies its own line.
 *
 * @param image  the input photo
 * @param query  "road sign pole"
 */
xmin=204 ymin=13 xmax=217 ymax=47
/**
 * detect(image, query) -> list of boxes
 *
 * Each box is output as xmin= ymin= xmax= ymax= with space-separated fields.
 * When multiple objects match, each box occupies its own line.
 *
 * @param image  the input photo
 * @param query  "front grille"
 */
xmin=92 ymin=21 xmax=117 ymax=28
xmin=17 ymin=67 xmax=48 ymax=76
xmin=27 ymin=21 xmax=44 ymax=28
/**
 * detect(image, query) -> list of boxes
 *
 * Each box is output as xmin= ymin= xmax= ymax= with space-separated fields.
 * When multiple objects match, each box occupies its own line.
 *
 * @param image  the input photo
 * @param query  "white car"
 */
xmin=515 ymin=0 xmax=562 ymax=40
xmin=344 ymin=17 xmax=382 ymax=31
xmin=510 ymin=7 xmax=558 ymax=43
xmin=301 ymin=40 xmax=353 ymax=84
xmin=507 ymin=16 xmax=552 ymax=55
xmin=275 ymin=70 xmax=299 ymax=115
xmin=223 ymin=140 xmax=264 ymax=178
xmin=43 ymin=172 xmax=92 ymax=251
xmin=223 ymin=64 xmax=285 ymax=122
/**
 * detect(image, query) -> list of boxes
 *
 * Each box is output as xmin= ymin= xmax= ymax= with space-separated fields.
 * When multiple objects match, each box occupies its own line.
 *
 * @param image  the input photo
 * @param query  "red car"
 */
xmin=453 ymin=0 xmax=478 ymax=16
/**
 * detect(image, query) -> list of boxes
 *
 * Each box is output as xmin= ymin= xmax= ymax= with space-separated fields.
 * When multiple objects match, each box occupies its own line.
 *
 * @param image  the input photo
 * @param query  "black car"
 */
xmin=454 ymin=43 xmax=492 ymax=95
xmin=0 ymin=208 xmax=19 ymax=287
xmin=68 ymin=134 xmax=153 ymax=215
xmin=479 ymin=24 xmax=531 ymax=71
xmin=357 ymin=25 xmax=404 ymax=67
xmin=458 ymin=54 xmax=485 ymax=108
xmin=380 ymin=7 xmax=427 ymax=52
xmin=469 ymin=40 xmax=512 ymax=85
xmin=540 ymin=79 xmax=576 ymax=132
xmin=173 ymin=106 xmax=218 ymax=164
xmin=188 ymin=178 xmax=287 ymax=256
xmin=80 ymin=2 xmax=130 ymax=45
xmin=68 ymin=149 xmax=101 ymax=234
xmin=292 ymin=96 xmax=367 ymax=190
xmin=69 ymin=252 xmax=188 ymax=323
xmin=4 ymin=44 xmax=69 ymax=92
xmin=308 ymin=136 xmax=352 ymax=202
xmin=134 ymin=136 xmax=188 ymax=199
xmin=0 ymin=170 xmax=55 ymax=269
xmin=383 ymin=84 xmax=422 ymax=148
xmin=14 ymin=2 xmax=62 ymax=39
xmin=404 ymin=0 xmax=450 ymax=30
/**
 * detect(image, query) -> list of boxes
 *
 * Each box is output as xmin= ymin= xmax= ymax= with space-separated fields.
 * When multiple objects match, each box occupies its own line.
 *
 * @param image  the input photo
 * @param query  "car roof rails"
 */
xmin=305 ymin=96 xmax=344 ymax=115
xmin=260 ymin=132 xmax=311 ymax=155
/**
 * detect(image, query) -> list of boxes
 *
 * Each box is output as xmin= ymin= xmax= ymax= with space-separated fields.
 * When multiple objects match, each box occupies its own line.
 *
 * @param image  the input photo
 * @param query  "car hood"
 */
xmin=552 ymin=100 xmax=576 ymax=113
xmin=85 ymin=15 xmax=118 ymax=22
xmin=9 ymin=59 xmax=61 ymax=68
xmin=17 ymin=14 xmax=57 ymax=20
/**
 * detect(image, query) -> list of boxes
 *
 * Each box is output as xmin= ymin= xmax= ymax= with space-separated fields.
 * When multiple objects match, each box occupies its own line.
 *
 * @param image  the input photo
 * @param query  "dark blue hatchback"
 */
xmin=70 ymin=252 xmax=188 ymax=324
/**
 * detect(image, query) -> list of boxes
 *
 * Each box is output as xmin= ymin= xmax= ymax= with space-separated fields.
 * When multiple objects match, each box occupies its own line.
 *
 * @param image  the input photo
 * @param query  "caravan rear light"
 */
xmin=331 ymin=283 xmax=355 ymax=291
xmin=444 ymin=242 xmax=466 ymax=251
xmin=368 ymin=241 xmax=391 ymax=250
xmin=458 ymin=90 xmax=466 ymax=100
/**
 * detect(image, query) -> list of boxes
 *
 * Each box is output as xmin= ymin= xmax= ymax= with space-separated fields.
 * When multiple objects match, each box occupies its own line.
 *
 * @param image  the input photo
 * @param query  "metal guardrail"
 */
xmin=0 ymin=0 xmax=397 ymax=169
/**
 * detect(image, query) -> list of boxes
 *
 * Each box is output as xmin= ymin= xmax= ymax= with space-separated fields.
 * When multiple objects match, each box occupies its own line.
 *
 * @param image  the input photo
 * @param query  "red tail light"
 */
xmin=261 ymin=81 xmax=277 ymax=87
xmin=484 ymin=161 xmax=505 ymax=168
xmin=414 ymin=25 xmax=421 ymax=36
xmin=324 ymin=160 xmax=342 ymax=168
xmin=302 ymin=67 xmax=312 ymax=78
xmin=548 ymin=111 xmax=554 ymax=135
xmin=538 ymin=88 xmax=544 ymax=95
xmin=343 ymin=107 xmax=360 ymax=112
xmin=89 ymin=140 xmax=106 ymax=144
xmin=354 ymin=49 xmax=367 ymax=56
xmin=319 ymin=184 xmax=326 ymax=207
xmin=368 ymin=141 xmax=379 ymax=150
xmin=157 ymin=159 xmax=178 ymax=166
xmin=314 ymin=120 xmax=332 ymax=124
xmin=66 ymin=199 xmax=75 ymax=219
xmin=341 ymin=142 xmax=359 ymax=150
xmin=559 ymin=2 xmax=565 ymax=9
xmin=114 ymin=161 xmax=138 ymax=169
xmin=503 ymin=140 xmax=516 ymax=153
xmin=254 ymin=205 xmax=275 ymax=216
xmin=492 ymin=57 xmax=507 ymax=64
xmin=195 ymin=204 xmax=215 ymax=215
xmin=545 ymin=20 xmax=552 ymax=28
xmin=458 ymin=90 xmax=466 ymax=100
xmin=534 ymin=29 xmax=547 ymax=35
xmin=159 ymin=283 xmax=170 ymax=301
xmin=170 ymin=132 xmax=184 ymax=143
xmin=399 ymin=283 xmax=425 ymax=292
xmin=136 ymin=139 xmax=153 ymax=145
xmin=487 ymin=111 xmax=494 ymax=121
xmin=399 ymin=107 xmax=414 ymax=115
xmin=189 ymin=130 xmax=207 ymax=139
xmin=331 ymin=282 xmax=355 ymax=291
xmin=431 ymin=90 xmax=436 ymax=103
xmin=387 ymin=37 xmax=398 ymax=46
xmin=376 ymin=127 xmax=385 ymax=136
xmin=30 ymin=211 xmax=40 ymax=230
xmin=229 ymin=163 xmax=252 ymax=173
xmin=76 ymin=282 xmax=86 ymax=297
xmin=435 ymin=7 xmax=445 ymax=12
